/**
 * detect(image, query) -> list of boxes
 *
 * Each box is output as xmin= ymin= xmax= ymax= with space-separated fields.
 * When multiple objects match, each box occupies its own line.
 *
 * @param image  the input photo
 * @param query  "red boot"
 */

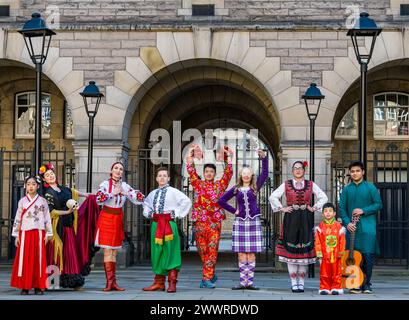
xmin=167 ymin=269 xmax=178 ymax=293
xmin=103 ymin=262 xmax=114 ymax=292
xmin=143 ymin=275 xmax=166 ymax=291
xmin=110 ymin=262 xmax=125 ymax=291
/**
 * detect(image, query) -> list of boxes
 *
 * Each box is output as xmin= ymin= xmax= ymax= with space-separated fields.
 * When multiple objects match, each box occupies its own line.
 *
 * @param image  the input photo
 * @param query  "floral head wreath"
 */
xmin=39 ymin=163 xmax=57 ymax=188
xmin=39 ymin=163 xmax=55 ymax=176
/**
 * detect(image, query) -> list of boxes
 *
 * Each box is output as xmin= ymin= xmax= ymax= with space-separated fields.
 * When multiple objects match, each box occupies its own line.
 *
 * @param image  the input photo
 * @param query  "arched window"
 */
xmin=373 ymin=92 xmax=409 ymax=138
xmin=335 ymin=103 xmax=358 ymax=140
xmin=15 ymin=92 xmax=51 ymax=139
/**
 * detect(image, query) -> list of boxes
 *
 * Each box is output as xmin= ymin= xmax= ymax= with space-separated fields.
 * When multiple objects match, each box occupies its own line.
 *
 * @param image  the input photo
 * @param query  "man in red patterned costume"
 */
xmin=186 ymin=144 xmax=233 ymax=288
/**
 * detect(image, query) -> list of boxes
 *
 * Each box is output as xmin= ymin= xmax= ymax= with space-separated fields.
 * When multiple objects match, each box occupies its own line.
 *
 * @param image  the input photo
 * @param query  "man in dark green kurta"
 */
xmin=339 ymin=161 xmax=382 ymax=294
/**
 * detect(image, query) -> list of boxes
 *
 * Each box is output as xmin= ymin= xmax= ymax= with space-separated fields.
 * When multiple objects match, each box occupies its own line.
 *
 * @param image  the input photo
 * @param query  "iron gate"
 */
xmin=331 ymin=149 xmax=409 ymax=268
xmin=126 ymin=147 xmax=278 ymax=264
xmin=0 ymin=148 xmax=75 ymax=261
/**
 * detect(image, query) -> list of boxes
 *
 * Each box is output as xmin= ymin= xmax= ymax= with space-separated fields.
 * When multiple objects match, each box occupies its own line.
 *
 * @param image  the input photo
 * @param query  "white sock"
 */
xmin=288 ymin=264 xmax=298 ymax=287
xmin=297 ymin=265 xmax=307 ymax=287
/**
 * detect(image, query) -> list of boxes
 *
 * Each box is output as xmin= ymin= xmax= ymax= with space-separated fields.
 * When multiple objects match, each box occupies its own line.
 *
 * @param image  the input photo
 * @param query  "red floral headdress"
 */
xmin=302 ymin=161 xmax=308 ymax=168
xmin=39 ymin=163 xmax=58 ymax=188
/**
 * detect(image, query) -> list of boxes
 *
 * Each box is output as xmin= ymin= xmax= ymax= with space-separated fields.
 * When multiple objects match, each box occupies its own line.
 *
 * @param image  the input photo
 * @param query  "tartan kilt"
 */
xmin=232 ymin=216 xmax=263 ymax=253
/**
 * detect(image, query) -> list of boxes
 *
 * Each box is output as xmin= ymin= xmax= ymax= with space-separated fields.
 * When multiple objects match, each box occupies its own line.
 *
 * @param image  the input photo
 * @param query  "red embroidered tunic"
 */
xmin=187 ymin=161 xmax=233 ymax=223
xmin=315 ymin=219 xmax=346 ymax=262
xmin=285 ymin=180 xmax=313 ymax=206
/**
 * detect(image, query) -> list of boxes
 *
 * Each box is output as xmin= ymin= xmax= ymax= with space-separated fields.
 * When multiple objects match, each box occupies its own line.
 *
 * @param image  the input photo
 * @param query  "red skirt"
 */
xmin=95 ymin=206 xmax=124 ymax=249
xmin=10 ymin=230 xmax=47 ymax=290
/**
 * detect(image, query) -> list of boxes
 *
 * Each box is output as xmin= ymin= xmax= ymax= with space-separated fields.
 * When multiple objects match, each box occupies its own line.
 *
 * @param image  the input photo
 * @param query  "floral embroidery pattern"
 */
xmin=149 ymin=186 xmax=175 ymax=218
xmin=194 ymin=221 xmax=221 ymax=280
xmin=136 ymin=191 xmax=145 ymax=201
xmin=187 ymin=162 xmax=233 ymax=223
xmin=96 ymin=190 xmax=108 ymax=203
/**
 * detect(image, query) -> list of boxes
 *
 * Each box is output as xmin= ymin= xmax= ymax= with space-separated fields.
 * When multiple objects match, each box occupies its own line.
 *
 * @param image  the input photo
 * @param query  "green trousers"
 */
xmin=150 ymin=221 xmax=182 ymax=275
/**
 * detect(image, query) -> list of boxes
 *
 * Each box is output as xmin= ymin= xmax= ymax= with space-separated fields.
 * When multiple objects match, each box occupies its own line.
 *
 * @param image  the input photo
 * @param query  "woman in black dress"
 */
xmin=40 ymin=163 xmax=91 ymax=289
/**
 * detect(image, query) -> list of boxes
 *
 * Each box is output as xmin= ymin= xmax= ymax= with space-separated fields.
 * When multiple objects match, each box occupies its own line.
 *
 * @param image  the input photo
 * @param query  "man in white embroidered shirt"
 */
xmin=142 ymin=166 xmax=192 ymax=293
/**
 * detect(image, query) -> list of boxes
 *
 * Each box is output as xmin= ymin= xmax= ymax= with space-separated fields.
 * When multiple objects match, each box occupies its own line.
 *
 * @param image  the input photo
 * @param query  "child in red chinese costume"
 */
xmin=314 ymin=202 xmax=346 ymax=295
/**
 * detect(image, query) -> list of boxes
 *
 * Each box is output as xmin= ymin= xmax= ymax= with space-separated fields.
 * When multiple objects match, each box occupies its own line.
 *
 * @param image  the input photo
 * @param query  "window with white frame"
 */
xmin=373 ymin=92 xmax=409 ymax=139
xmin=335 ymin=103 xmax=358 ymax=140
xmin=15 ymin=92 xmax=51 ymax=139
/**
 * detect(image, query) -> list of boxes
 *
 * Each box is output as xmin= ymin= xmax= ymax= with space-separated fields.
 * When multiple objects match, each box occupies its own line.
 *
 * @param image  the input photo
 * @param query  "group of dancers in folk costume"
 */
xmin=9 ymin=146 xmax=382 ymax=295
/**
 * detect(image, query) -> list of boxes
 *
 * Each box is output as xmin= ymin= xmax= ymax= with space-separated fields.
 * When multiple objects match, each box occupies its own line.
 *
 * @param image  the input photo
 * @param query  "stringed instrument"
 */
xmin=341 ymin=214 xmax=365 ymax=289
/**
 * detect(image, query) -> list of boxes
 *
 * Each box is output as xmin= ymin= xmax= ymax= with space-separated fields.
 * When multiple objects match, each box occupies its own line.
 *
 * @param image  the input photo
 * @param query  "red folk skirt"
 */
xmin=95 ymin=206 xmax=124 ymax=249
xmin=10 ymin=230 xmax=47 ymax=290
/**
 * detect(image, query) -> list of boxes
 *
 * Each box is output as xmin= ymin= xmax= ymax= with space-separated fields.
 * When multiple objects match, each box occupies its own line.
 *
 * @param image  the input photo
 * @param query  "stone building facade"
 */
xmin=0 ymin=0 xmax=408 ymax=260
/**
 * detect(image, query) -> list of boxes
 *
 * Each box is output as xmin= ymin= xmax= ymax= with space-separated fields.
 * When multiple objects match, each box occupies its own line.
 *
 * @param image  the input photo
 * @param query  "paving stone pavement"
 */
xmin=0 ymin=263 xmax=408 ymax=300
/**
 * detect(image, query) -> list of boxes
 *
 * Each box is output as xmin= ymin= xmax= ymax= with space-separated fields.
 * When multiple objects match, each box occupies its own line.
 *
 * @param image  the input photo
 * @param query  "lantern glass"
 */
xmin=18 ymin=13 xmax=55 ymax=65
xmin=302 ymin=83 xmax=325 ymax=121
xmin=347 ymin=12 xmax=382 ymax=65
xmin=80 ymin=81 xmax=104 ymax=118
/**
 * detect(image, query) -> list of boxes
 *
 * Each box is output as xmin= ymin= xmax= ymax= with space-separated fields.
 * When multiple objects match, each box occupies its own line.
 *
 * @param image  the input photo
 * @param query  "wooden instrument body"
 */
xmin=341 ymin=249 xmax=365 ymax=289
xmin=340 ymin=214 xmax=365 ymax=289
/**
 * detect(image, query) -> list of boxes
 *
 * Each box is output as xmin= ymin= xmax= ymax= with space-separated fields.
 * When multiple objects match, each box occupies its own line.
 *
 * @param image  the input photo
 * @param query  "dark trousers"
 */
xmin=361 ymin=253 xmax=374 ymax=288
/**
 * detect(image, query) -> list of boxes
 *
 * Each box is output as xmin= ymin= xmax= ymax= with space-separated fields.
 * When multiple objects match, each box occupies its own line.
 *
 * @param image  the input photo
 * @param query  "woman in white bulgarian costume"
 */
xmin=269 ymin=161 xmax=327 ymax=293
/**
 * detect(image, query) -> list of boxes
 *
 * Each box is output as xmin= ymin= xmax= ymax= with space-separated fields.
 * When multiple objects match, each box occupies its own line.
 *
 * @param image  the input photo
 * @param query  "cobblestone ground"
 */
xmin=0 ymin=263 xmax=408 ymax=300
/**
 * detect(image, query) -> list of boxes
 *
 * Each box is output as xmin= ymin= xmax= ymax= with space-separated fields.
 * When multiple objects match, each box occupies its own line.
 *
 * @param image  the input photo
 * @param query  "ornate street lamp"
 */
xmin=18 ymin=12 xmax=56 ymax=173
xmin=302 ymin=82 xmax=325 ymax=278
xmin=347 ymin=12 xmax=382 ymax=172
xmin=80 ymin=81 xmax=104 ymax=193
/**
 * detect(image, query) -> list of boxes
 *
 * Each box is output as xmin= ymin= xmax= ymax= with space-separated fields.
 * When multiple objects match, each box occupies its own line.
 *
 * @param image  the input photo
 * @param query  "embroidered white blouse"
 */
xmin=12 ymin=194 xmax=53 ymax=237
xmin=143 ymin=185 xmax=192 ymax=219
xmin=96 ymin=179 xmax=144 ymax=208
xmin=269 ymin=179 xmax=328 ymax=213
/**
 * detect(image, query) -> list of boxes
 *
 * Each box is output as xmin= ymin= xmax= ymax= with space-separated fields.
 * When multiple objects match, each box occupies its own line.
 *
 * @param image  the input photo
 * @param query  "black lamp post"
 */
xmin=347 ymin=12 xmax=382 ymax=172
xmin=80 ymin=81 xmax=104 ymax=193
xmin=18 ymin=12 xmax=55 ymax=173
xmin=302 ymin=82 xmax=325 ymax=278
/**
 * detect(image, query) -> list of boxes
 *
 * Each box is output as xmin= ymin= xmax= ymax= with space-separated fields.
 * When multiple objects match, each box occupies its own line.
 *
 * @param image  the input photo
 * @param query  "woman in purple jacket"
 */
xmin=218 ymin=149 xmax=268 ymax=290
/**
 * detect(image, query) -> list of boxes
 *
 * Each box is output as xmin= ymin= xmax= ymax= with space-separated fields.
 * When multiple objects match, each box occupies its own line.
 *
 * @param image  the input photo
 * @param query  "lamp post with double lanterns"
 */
xmin=18 ymin=12 xmax=55 ymax=173
xmin=80 ymin=81 xmax=104 ymax=193
xmin=347 ymin=12 xmax=382 ymax=172
xmin=302 ymin=82 xmax=325 ymax=278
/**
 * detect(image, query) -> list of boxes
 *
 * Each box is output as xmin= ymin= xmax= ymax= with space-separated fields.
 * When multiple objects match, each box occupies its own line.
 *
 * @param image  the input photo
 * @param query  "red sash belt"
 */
xmin=153 ymin=213 xmax=174 ymax=245
xmin=102 ymin=206 xmax=123 ymax=215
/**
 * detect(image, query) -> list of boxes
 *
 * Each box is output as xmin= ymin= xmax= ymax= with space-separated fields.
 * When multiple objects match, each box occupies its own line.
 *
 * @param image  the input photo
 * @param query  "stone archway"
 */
xmin=127 ymin=58 xmax=280 ymax=157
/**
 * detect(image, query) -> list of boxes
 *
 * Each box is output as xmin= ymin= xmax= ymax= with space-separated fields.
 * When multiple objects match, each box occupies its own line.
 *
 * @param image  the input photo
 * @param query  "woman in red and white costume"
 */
xmin=95 ymin=162 xmax=145 ymax=291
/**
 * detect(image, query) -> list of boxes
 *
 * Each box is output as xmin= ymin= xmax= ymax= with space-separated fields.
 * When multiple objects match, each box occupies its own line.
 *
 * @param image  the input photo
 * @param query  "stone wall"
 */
xmin=0 ymin=0 xmax=404 ymax=27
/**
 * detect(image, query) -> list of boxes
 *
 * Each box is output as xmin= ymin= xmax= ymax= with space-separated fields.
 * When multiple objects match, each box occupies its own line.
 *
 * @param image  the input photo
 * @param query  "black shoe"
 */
xmin=362 ymin=285 xmax=373 ymax=294
xmin=297 ymin=285 xmax=304 ymax=293
xmin=245 ymin=285 xmax=259 ymax=290
xmin=319 ymin=290 xmax=330 ymax=295
xmin=34 ymin=288 xmax=44 ymax=295
xmin=232 ymin=284 xmax=246 ymax=290
xmin=20 ymin=290 xmax=29 ymax=295
xmin=349 ymin=288 xmax=362 ymax=294
xmin=291 ymin=285 xmax=298 ymax=293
